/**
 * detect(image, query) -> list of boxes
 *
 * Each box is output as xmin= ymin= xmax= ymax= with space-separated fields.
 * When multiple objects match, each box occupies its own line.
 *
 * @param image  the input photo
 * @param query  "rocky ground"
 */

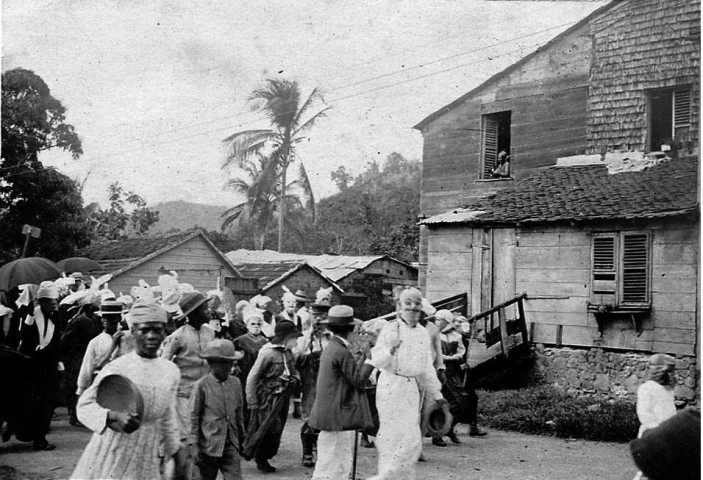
xmin=0 ymin=408 xmax=639 ymax=480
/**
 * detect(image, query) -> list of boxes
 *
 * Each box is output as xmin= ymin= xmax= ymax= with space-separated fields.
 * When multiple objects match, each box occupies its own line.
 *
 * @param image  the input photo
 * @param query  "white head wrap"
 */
xmin=36 ymin=282 xmax=59 ymax=300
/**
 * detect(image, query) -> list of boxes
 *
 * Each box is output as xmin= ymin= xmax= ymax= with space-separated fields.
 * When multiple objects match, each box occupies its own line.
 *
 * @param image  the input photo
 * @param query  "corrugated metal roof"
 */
xmin=422 ymin=156 xmax=699 ymax=226
xmin=225 ymin=250 xmax=414 ymax=283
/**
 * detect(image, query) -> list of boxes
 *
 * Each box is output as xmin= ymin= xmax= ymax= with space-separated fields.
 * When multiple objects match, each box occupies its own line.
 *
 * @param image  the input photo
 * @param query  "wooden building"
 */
xmin=421 ymin=157 xmax=699 ymax=357
xmin=414 ymin=0 xmax=700 ymax=288
xmin=225 ymin=250 xmax=344 ymax=306
xmin=306 ymin=254 xmax=418 ymax=292
xmin=80 ymin=230 xmax=241 ymax=296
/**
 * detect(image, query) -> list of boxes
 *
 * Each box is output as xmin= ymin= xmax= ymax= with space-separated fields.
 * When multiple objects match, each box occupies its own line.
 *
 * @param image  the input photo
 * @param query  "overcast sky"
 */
xmin=3 ymin=0 xmax=606 ymax=208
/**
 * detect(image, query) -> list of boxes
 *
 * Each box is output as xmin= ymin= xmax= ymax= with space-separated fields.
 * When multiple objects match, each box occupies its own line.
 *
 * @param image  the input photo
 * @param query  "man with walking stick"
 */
xmin=308 ymin=305 xmax=375 ymax=480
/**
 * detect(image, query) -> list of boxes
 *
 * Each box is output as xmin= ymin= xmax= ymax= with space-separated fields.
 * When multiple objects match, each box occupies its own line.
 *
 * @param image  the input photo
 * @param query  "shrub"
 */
xmin=477 ymin=385 xmax=639 ymax=442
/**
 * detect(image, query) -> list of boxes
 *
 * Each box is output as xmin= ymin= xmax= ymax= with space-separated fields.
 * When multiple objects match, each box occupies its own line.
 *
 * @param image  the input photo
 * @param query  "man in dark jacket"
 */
xmin=308 ymin=305 xmax=374 ymax=480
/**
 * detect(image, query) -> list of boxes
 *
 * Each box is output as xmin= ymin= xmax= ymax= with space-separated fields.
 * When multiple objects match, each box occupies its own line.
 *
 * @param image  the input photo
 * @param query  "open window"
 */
xmin=480 ymin=110 xmax=511 ymax=179
xmin=648 ymin=86 xmax=691 ymax=152
xmin=590 ymin=232 xmax=650 ymax=308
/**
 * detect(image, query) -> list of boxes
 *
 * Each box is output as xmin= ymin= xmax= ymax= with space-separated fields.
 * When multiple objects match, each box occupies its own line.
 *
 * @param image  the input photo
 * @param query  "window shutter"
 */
xmin=621 ymin=234 xmax=648 ymax=304
xmin=674 ymin=89 xmax=691 ymax=127
xmin=482 ymin=116 xmax=498 ymax=178
xmin=593 ymin=236 xmax=615 ymax=270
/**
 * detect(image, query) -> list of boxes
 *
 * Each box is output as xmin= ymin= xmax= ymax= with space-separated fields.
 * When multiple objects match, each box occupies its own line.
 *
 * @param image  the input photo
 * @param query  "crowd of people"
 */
xmin=0 ymin=270 xmax=699 ymax=479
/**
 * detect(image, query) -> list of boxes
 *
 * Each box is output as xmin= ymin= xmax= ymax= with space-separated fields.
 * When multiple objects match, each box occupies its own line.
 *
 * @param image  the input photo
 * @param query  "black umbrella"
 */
xmin=0 ymin=257 xmax=61 ymax=292
xmin=56 ymin=257 xmax=102 ymax=274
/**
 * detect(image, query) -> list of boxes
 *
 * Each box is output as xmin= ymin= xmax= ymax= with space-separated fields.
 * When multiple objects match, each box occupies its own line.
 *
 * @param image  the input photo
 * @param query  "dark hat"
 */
xmin=200 ymin=339 xmax=244 ymax=361
xmin=96 ymin=374 xmax=144 ymax=429
xmin=310 ymin=297 xmax=332 ymax=313
xmin=97 ymin=300 xmax=123 ymax=318
xmin=421 ymin=400 xmax=453 ymax=437
xmin=272 ymin=320 xmax=302 ymax=344
xmin=320 ymin=305 xmax=361 ymax=326
xmin=293 ymin=289 xmax=309 ymax=303
xmin=177 ymin=291 xmax=210 ymax=321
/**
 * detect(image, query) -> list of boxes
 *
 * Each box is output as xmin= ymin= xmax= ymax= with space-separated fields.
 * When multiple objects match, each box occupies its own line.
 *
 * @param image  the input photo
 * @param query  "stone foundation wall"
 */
xmin=531 ymin=345 xmax=700 ymax=404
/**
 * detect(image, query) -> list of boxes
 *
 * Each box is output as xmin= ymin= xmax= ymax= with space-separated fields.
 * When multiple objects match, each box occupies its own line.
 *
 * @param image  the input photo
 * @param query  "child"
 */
xmin=190 ymin=339 xmax=245 ymax=480
xmin=308 ymin=305 xmax=375 ymax=480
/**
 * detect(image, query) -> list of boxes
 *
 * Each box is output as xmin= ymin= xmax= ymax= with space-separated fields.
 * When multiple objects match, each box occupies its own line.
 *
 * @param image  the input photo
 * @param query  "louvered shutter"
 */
xmin=621 ymin=234 xmax=649 ymax=304
xmin=482 ymin=116 xmax=498 ymax=178
xmin=592 ymin=234 xmax=617 ymax=304
xmin=674 ymin=89 xmax=691 ymax=127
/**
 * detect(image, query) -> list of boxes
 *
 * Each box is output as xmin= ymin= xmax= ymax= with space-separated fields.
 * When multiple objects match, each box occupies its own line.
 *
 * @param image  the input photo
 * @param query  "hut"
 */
xmin=79 ymin=229 xmax=241 ymax=295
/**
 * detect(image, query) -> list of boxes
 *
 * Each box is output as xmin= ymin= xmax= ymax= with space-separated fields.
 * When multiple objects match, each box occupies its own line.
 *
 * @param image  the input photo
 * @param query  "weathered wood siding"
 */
xmin=337 ymin=258 xmax=418 ymax=291
xmin=419 ymin=21 xmax=592 ymax=218
xmin=424 ymin=220 xmax=699 ymax=356
xmin=263 ymin=266 xmax=341 ymax=308
xmin=109 ymin=236 xmax=238 ymax=296
xmin=587 ymin=0 xmax=701 ymax=153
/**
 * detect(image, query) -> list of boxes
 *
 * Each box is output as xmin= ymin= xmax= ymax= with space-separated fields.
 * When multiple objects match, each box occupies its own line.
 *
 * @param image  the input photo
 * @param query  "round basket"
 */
xmin=96 ymin=374 xmax=144 ymax=420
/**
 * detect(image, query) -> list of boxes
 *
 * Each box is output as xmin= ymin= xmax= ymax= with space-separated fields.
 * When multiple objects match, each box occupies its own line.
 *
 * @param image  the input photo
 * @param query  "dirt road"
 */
xmin=1 ymin=409 xmax=638 ymax=479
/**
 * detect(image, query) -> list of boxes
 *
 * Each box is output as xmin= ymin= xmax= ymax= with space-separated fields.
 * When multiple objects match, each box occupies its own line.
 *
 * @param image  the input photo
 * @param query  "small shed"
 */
xmin=421 ymin=156 xmax=699 ymax=357
xmin=80 ymin=230 xmax=241 ymax=295
xmin=225 ymin=251 xmax=343 ymax=306
xmin=307 ymin=255 xmax=418 ymax=292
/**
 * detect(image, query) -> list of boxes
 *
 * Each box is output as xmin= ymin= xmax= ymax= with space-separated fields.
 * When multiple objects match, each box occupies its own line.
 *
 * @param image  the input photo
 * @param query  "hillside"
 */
xmin=148 ymin=200 xmax=228 ymax=233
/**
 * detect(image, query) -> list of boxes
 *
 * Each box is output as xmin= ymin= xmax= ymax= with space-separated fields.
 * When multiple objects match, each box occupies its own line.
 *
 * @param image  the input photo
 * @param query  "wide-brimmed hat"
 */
xmin=176 ymin=291 xmax=210 ymax=320
xmin=293 ymin=289 xmax=309 ymax=303
xmin=200 ymin=339 xmax=244 ymax=361
xmin=272 ymin=320 xmax=302 ymax=344
xmin=320 ymin=305 xmax=361 ymax=326
xmin=96 ymin=374 xmax=144 ymax=428
xmin=98 ymin=300 xmax=123 ymax=318
xmin=421 ymin=400 xmax=453 ymax=437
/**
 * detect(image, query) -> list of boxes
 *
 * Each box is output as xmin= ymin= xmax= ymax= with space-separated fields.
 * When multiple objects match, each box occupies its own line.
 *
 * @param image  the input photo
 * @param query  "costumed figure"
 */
xmin=233 ymin=307 xmax=269 ymax=419
xmin=244 ymin=321 xmax=301 ymax=473
xmin=70 ymin=300 xmax=187 ymax=480
xmin=295 ymin=287 xmax=332 ymax=467
xmin=227 ymin=299 xmax=249 ymax=340
xmin=9 ymin=282 xmax=63 ymax=450
xmin=251 ymin=295 xmax=277 ymax=339
xmin=633 ymin=353 xmax=678 ymax=480
xmin=366 ymin=288 xmax=446 ymax=480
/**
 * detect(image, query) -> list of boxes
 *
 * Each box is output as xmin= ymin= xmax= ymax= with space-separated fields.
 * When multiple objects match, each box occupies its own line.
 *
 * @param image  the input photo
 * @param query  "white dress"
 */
xmin=636 ymin=380 xmax=676 ymax=437
xmin=71 ymin=352 xmax=181 ymax=480
xmin=368 ymin=319 xmax=443 ymax=480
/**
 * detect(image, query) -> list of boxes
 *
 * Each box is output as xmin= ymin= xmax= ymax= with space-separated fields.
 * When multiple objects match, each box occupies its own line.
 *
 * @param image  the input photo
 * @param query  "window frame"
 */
xmin=479 ymin=110 xmax=512 ymax=179
xmin=647 ymin=85 xmax=692 ymax=151
xmin=590 ymin=231 xmax=651 ymax=308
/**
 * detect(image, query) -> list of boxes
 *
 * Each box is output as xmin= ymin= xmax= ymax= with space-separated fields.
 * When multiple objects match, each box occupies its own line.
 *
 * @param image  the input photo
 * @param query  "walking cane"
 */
xmin=351 ymin=429 xmax=359 ymax=480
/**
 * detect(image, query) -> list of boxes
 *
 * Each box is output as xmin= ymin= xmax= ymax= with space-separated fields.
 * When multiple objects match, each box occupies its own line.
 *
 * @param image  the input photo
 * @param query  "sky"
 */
xmin=2 ymin=0 xmax=607 ymax=208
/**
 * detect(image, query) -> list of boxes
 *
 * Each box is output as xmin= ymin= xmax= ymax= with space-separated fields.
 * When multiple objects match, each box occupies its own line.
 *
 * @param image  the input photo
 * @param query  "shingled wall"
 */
xmin=587 ymin=0 xmax=701 ymax=153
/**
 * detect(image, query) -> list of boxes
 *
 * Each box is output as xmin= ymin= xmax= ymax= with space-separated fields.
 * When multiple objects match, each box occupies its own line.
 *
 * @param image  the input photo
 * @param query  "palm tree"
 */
xmin=222 ymin=78 xmax=327 ymax=252
xmin=221 ymin=154 xmax=311 ymax=250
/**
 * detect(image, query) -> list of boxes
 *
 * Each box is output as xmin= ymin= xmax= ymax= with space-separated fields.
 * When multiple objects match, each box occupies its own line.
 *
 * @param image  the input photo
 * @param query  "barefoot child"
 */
xmin=190 ymin=339 xmax=245 ymax=480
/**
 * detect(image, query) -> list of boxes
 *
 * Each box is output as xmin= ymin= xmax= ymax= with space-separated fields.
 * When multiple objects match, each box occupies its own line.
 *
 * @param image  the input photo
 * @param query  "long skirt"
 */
xmin=369 ymin=371 xmax=422 ymax=480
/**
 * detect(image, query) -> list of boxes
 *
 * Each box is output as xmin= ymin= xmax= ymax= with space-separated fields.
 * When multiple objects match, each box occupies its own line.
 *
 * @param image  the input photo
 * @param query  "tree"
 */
xmin=311 ymin=153 xmax=421 ymax=263
xmin=222 ymin=78 xmax=327 ymax=252
xmin=86 ymin=182 xmax=160 ymax=242
xmin=0 ymin=68 xmax=88 ymax=262
xmin=221 ymin=155 xmax=311 ymax=250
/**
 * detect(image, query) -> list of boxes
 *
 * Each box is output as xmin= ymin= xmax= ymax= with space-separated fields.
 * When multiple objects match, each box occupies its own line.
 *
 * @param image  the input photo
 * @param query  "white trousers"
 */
xmin=368 ymin=371 xmax=422 ymax=480
xmin=311 ymin=430 xmax=356 ymax=480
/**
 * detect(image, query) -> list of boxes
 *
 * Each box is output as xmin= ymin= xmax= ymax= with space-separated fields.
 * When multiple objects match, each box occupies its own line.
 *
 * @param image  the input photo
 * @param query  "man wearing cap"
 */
xmin=245 ymin=321 xmax=301 ymax=473
xmin=75 ymin=301 xmax=123 ymax=398
xmin=189 ymin=339 xmax=246 ymax=480
xmin=71 ymin=299 xmax=187 ymax=480
xmin=367 ymin=287 xmax=446 ymax=480
xmin=10 ymin=282 xmax=63 ymax=450
xmin=160 ymin=291 xmax=216 ymax=446
xmin=308 ymin=305 xmax=375 ymax=480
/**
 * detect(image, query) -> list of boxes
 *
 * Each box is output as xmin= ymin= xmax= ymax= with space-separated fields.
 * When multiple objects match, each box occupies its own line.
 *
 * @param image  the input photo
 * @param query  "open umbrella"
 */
xmin=0 ymin=257 xmax=60 ymax=292
xmin=56 ymin=257 xmax=102 ymax=274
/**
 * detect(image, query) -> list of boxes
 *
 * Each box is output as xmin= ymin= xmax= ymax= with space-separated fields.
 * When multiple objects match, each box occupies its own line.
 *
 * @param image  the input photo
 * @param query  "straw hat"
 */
xmin=199 ymin=339 xmax=244 ymax=361
xmin=421 ymin=400 xmax=453 ymax=437
xmin=96 ymin=374 xmax=144 ymax=431
xmin=319 ymin=305 xmax=361 ymax=326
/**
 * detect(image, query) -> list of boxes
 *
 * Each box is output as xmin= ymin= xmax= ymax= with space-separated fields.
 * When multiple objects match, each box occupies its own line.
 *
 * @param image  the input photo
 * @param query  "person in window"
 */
xmin=491 ymin=150 xmax=510 ymax=178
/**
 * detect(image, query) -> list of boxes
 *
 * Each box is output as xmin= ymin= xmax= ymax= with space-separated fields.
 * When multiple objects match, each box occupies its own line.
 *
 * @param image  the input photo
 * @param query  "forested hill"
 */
xmin=148 ymin=200 xmax=227 ymax=233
